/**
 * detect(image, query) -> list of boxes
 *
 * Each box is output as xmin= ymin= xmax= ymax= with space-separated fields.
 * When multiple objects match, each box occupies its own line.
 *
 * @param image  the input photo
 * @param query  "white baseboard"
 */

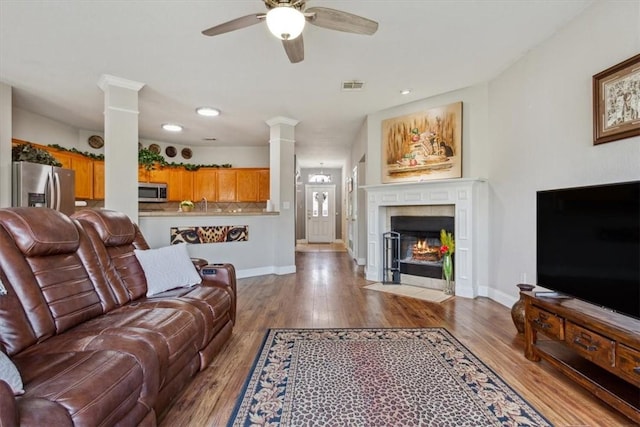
xmin=236 ymin=265 xmax=297 ymax=279
xmin=274 ymin=265 xmax=296 ymax=275
xmin=356 ymin=257 xmax=366 ymax=266
xmin=484 ymin=287 xmax=517 ymax=308
xmin=296 ymin=239 xmax=308 ymax=244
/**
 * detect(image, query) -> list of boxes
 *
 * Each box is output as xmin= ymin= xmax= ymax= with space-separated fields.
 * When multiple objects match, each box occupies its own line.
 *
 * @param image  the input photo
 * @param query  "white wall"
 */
xmin=486 ymin=0 xmax=640 ymax=305
xmin=349 ymin=120 xmax=368 ymax=264
xmin=13 ymin=108 xmax=79 ymax=147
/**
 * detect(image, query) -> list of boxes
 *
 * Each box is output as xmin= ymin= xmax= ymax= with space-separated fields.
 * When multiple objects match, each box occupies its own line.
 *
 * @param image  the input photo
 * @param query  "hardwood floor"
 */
xmin=159 ymin=252 xmax=634 ymax=426
xmin=295 ymin=242 xmax=347 ymax=252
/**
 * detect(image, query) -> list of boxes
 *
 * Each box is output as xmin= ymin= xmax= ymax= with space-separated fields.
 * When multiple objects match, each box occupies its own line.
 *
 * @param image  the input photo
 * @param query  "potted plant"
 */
xmin=439 ymin=229 xmax=455 ymax=295
xmin=180 ymin=200 xmax=195 ymax=212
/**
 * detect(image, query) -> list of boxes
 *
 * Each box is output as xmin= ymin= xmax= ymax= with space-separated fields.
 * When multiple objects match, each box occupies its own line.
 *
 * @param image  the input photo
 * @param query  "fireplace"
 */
xmin=363 ymin=178 xmax=488 ymax=298
xmin=391 ymin=216 xmax=454 ymax=279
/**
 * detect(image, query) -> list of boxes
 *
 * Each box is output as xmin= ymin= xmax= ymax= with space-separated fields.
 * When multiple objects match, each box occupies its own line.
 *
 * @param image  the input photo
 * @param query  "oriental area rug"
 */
xmin=228 ymin=328 xmax=552 ymax=427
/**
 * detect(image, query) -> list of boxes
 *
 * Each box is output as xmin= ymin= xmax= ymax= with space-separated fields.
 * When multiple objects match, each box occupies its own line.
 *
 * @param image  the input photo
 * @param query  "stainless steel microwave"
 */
xmin=138 ymin=182 xmax=167 ymax=202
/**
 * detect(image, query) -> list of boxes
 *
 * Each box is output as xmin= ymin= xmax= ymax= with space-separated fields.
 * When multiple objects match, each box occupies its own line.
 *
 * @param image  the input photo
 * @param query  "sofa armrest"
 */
xmin=200 ymin=263 xmax=237 ymax=323
xmin=190 ymin=258 xmax=208 ymax=271
xmin=0 ymin=380 xmax=18 ymax=427
xmin=200 ymin=264 xmax=235 ymax=290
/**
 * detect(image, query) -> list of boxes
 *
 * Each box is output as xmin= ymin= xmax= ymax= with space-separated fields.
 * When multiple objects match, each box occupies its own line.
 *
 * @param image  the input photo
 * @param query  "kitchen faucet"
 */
xmin=200 ymin=197 xmax=207 ymax=212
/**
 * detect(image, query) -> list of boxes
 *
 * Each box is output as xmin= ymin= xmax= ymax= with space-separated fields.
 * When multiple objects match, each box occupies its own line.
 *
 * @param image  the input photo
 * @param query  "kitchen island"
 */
xmin=138 ymin=210 xmax=292 ymax=278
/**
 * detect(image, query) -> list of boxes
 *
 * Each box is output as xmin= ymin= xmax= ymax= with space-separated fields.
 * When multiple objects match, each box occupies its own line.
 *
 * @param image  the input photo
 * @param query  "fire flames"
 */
xmin=412 ymin=240 xmax=441 ymax=262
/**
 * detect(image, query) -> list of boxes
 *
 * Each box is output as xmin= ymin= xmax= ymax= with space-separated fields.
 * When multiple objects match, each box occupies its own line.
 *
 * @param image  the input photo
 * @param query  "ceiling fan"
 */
xmin=201 ymin=0 xmax=378 ymax=64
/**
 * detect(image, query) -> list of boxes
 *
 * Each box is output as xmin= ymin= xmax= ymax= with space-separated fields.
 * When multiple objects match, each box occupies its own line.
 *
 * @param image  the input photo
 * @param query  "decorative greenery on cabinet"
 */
xmin=12 ymin=143 xmax=62 ymax=166
xmin=50 ymin=143 xmax=233 ymax=171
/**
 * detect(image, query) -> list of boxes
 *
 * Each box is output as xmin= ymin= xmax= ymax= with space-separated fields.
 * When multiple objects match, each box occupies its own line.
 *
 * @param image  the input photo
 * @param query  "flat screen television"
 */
xmin=536 ymin=181 xmax=640 ymax=319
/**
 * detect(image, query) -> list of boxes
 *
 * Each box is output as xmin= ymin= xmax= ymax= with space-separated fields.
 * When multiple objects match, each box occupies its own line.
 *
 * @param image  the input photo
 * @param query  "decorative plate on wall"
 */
xmin=181 ymin=148 xmax=192 ymax=159
xmin=87 ymin=135 xmax=104 ymax=149
xmin=165 ymin=146 xmax=177 ymax=157
xmin=148 ymin=144 xmax=160 ymax=154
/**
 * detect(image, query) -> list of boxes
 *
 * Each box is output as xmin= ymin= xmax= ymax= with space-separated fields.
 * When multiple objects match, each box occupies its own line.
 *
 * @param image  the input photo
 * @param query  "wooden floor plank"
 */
xmin=159 ymin=251 xmax=634 ymax=426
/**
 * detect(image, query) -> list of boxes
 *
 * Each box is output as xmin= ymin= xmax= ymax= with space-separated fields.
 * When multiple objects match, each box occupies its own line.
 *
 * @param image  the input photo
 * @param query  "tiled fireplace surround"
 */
xmin=364 ymin=178 xmax=488 ymax=298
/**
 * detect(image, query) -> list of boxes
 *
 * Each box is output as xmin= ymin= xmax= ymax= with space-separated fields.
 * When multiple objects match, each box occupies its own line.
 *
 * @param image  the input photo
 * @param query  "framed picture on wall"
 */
xmin=381 ymin=102 xmax=462 ymax=183
xmin=593 ymin=53 xmax=640 ymax=145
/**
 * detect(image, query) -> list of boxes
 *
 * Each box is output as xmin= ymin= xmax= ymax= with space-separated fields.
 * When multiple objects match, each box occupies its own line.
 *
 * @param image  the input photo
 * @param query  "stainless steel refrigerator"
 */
xmin=12 ymin=161 xmax=76 ymax=215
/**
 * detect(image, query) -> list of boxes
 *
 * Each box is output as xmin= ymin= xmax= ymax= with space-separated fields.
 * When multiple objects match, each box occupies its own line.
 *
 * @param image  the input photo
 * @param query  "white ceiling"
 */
xmin=0 ymin=0 xmax=592 ymax=168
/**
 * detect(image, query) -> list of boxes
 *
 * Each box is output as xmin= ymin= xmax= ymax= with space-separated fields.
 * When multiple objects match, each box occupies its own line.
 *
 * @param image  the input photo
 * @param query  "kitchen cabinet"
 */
xmin=169 ymin=168 xmax=194 ymax=202
xmin=236 ymin=169 xmax=270 ymax=202
xmin=93 ymin=161 xmax=105 ymax=200
xmin=193 ymin=168 xmax=217 ymax=201
xmin=148 ymin=165 xmax=170 ymax=185
xmin=141 ymin=165 xmax=193 ymax=202
xmin=193 ymin=168 xmax=269 ymax=202
xmin=216 ymin=169 xmax=237 ymax=202
xmin=72 ymin=156 xmax=94 ymax=199
xmin=258 ymin=169 xmax=270 ymax=202
xmin=236 ymin=170 xmax=259 ymax=202
xmin=138 ymin=166 xmax=149 ymax=182
xmin=138 ymin=164 xmax=169 ymax=184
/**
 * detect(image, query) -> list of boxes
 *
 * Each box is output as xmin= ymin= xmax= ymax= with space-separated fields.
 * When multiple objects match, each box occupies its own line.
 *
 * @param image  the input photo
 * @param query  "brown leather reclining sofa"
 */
xmin=0 ymin=207 xmax=236 ymax=426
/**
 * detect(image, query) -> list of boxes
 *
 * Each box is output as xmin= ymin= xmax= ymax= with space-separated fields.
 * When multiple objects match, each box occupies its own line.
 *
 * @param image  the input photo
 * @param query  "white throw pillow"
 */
xmin=0 ymin=352 xmax=24 ymax=396
xmin=134 ymin=244 xmax=202 ymax=297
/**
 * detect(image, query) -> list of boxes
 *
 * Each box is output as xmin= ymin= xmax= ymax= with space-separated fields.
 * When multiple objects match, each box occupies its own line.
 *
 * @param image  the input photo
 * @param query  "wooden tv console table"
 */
xmin=523 ymin=291 xmax=640 ymax=423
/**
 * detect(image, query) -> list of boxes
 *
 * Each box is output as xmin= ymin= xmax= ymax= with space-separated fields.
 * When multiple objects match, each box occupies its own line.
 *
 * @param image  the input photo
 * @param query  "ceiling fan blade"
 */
xmin=306 ymin=7 xmax=378 ymax=35
xmin=283 ymin=36 xmax=304 ymax=63
xmin=202 ymin=14 xmax=264 ymax=37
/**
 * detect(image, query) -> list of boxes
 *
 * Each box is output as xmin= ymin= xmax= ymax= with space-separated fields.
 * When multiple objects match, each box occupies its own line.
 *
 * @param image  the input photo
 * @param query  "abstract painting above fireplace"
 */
xmin=381 ymin=102 xmax=462 ymax=183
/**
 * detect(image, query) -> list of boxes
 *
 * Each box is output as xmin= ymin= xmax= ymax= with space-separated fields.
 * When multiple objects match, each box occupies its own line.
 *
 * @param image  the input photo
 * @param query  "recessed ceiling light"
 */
xmin=162 ymin=123 xmax=183 ymax=132
xmin=196 ymin=107 xmax=220 ymax=117
xmin=400 ymin=89 xmax=411 ymax=95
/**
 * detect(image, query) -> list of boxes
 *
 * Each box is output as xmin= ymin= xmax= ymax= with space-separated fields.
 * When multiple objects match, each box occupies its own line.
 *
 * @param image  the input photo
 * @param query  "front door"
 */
xmin=306 ymin=185 xmax=335 ymax=243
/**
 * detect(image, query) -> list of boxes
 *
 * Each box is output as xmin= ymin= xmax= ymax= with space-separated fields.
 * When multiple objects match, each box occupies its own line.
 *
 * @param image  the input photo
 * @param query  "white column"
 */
xmin=0 ymin=83 xmax=12 ymax=208
xmin=266 ymin=116 xmax=298 ymax=274
xmin=98 ymin=75 xmax=144 ymax=222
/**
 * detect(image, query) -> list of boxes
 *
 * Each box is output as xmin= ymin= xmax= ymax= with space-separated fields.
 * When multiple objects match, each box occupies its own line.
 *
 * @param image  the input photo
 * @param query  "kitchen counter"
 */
xmin=139 ymin=210 xmax=279 ymax=217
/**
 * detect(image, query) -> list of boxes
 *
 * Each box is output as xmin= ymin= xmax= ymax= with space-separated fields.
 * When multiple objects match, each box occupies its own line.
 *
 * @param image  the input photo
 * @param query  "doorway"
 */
xmin=305 ymin=185 xmax=335 ymax=243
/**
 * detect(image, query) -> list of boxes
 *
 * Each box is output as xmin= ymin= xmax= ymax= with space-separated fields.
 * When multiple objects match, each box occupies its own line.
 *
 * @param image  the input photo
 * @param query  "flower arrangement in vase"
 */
xmin=439 ymin=229 xmax=455 ymax=295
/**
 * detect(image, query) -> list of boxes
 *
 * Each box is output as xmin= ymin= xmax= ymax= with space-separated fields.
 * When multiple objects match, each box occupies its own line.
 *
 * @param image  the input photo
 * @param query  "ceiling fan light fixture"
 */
xmin=266 ymin=6 xmax=305 ymax=40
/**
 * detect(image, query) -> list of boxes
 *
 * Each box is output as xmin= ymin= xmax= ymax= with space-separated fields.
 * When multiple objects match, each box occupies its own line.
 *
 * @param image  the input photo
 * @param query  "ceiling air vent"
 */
xmin=342 ymin=80 xmax=365 ymax=91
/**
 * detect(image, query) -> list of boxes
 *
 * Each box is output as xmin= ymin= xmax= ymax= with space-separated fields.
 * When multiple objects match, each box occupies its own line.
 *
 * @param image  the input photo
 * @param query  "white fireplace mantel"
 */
xmin=362 ymin=178 xmax=489 ymax=298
